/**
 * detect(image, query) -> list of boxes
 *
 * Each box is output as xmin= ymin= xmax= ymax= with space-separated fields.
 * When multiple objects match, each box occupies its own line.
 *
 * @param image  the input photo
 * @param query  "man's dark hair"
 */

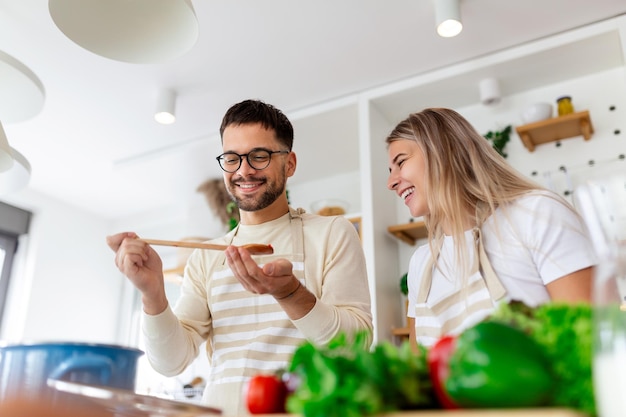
xmin=219 ymin=99 xmax=294 ymax=150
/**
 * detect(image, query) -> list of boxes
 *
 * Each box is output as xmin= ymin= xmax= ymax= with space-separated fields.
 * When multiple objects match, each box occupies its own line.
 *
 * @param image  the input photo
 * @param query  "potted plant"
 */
xmin=197 ymin=178 xmax=240 ymax=231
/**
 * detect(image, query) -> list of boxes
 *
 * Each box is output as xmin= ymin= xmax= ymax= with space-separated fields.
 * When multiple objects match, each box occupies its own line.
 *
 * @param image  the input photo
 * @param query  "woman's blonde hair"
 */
xmin=386 ymin=107 xmax=546 ymax=277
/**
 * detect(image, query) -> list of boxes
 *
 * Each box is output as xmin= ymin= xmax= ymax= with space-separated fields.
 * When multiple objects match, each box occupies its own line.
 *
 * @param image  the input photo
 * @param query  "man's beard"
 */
xmin=227 ymin=173 xmax=286 ymax=212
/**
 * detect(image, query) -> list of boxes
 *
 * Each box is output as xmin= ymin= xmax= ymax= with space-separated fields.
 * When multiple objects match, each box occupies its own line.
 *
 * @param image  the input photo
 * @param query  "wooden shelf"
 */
xmin=391 ymin=327 xmax=410 ymax=337
xmin=387 ymin=220 xmax=428 ymax=245
xmin=391 ymin=327 xmax=410 ymax=345
xmin=515 ymin=110 xmax=593 ymax=152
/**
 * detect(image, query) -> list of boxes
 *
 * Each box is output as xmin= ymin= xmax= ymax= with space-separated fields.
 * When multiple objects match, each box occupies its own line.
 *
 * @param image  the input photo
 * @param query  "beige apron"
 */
xmin=203 ymin=207 xmax=307 ymax=415
xmin=413 ymin=227 xmax=507 ymax=342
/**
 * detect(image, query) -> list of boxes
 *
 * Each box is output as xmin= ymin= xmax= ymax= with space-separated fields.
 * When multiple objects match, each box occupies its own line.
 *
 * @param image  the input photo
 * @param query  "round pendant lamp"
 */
xmin=0 ymin=147 xmax=31 ymax=195
xmin=48 ymin=0 xmax=199 ymax=64
xmin=0 ymin=50 xmax=45 ymax=123
xmin=0 ymin=123 xmax=14 ymax=172
xmin=0 ymin=51 xmax=42 ymax=192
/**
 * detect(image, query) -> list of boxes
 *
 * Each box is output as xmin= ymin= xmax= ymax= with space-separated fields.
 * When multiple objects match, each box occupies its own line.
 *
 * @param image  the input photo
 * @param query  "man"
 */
xmin=107 ymin=99 xmax=373 ymax=415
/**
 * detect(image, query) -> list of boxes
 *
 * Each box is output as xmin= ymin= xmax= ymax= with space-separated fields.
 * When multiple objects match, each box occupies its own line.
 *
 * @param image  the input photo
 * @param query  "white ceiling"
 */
xmin=1 ymin=0 xmax=626 ymax=220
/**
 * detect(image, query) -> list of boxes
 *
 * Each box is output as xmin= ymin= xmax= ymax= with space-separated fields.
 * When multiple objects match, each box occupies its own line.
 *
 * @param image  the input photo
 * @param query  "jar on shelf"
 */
xmin=557 ymin=96 xmax=574 ymax=116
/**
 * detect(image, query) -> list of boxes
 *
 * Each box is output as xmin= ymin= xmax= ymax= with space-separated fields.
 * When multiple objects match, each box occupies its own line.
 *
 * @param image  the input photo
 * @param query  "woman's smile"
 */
xmin=387 ymin=140 xmax=428 ymax=218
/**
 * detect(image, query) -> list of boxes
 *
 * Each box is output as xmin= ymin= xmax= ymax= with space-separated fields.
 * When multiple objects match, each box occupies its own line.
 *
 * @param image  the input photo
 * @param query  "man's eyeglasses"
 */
xmin=216 ymin=148 xmax=290 ymax=173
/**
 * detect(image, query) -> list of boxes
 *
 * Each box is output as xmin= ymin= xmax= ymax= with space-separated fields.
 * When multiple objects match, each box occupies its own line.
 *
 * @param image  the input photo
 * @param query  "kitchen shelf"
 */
xmin=515 ymin=110 xmax=593 ymax=152
xmin=387 ymin=220 xmax=428 ymax=245
xmin=391 ymin=327 xmax=410 ymax=337
xmin=391 ymin=327 xmax=410 ymax=345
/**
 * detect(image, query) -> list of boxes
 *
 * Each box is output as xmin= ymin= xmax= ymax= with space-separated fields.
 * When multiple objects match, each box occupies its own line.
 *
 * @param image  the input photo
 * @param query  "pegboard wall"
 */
xmin=463 ymin=67 xmax=626 ymax=207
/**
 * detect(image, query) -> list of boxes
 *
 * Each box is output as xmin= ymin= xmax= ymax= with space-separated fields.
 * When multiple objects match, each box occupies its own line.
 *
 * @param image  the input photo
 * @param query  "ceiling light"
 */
xmin=48 ymin=0 xmax=199 ymax=64
xmin=0 ymin=147 xmax=31 ymax=195
xmin=155 ymin=90 xmax=176 ymax=125
xmin=479 ymin=77 xmax=501 ymax=106
xmin=0 ymin=50 xmax=45 ymax=123
xmin=435 ymin=0 xmax=463 ymax=38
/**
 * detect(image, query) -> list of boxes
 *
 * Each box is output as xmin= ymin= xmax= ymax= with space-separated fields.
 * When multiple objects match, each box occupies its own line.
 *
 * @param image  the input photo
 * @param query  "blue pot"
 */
xmin=0 ymin=342 xmax=144 ymax=402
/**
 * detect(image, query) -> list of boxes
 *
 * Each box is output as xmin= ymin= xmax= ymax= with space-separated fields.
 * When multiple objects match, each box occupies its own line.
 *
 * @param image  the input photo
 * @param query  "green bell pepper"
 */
xmin=444 ymin=321 xmax=553 ymax=408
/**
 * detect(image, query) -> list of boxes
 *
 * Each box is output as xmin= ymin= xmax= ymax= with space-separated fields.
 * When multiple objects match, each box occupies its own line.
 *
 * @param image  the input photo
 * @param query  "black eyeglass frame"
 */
xmin=216 ymin=148 xmax=290 ymax=173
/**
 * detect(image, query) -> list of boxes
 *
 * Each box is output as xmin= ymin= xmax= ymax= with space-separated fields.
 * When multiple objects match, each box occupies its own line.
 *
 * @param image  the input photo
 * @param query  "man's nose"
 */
xmin=237 ymin=156 xmax=257 ymax=174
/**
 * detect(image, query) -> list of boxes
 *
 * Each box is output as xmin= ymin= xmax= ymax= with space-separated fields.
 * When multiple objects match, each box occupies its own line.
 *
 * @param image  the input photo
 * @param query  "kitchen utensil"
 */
xmin=139 ymin=238 xmax=274 ymax=255
xmin=575 ymin=174 xmax=626 ymax=417
xmin=47 ymin=379 xmax=222 ymax=416
xmin=0 ymin=342 xmax=143 ymax=403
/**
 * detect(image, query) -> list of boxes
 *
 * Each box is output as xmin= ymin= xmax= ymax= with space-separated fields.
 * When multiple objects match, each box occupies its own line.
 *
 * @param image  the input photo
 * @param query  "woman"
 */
xmin=386 ymin=108 xmax=595 ymax=348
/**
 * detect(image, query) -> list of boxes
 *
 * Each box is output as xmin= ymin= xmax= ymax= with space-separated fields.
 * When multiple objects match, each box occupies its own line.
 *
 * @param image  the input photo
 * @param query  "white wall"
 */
xmin=288 ymin=170 xmax=361 ymax=217
xmin=0 ymin=190 xmax=125 ymax=343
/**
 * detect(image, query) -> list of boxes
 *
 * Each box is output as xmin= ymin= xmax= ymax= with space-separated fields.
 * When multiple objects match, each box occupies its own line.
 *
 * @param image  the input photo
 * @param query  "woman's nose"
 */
xmin=387 ymin=172 xmax=399 ymax=190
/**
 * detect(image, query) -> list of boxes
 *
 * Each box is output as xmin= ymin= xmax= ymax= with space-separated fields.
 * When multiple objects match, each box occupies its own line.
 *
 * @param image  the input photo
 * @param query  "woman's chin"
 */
xmin=408 ymin=205 xmax=426 ymax=219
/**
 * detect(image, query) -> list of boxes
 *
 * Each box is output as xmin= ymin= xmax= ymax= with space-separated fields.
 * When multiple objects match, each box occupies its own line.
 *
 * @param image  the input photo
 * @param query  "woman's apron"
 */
xmin=413 ymin=228 xmax=508 ymax=343
xmin=203 ymin=207 xmax=307 ymax=415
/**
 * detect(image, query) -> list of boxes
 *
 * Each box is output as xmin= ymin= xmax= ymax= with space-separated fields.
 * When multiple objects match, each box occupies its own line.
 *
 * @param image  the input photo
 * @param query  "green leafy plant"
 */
xmin=483 ymin=125 xmax=512 ymax=158
xmin=226 ymin=201 xmax=239 ymax=230
xmin=400 ymin=273 xmax=408 ymax=296
xmin=286 ymin=331 xmax=435 ymax=417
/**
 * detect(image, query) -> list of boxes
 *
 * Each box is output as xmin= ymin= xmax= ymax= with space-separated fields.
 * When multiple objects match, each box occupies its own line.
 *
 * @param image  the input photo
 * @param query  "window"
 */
xmin=0 ymin=201 xmax=32 ymax=329
xmin=0 ymin=232 xmax=18 ymax=324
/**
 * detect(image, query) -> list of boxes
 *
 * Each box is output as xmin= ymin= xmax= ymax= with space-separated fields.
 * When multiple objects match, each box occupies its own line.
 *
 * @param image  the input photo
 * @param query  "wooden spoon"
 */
xmin=139 ymin=238 xmax=274 ymax=255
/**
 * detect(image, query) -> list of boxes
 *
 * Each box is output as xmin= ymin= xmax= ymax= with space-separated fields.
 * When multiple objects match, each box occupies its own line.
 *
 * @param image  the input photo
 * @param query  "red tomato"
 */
xmin=427 ymin=335 xmax=460 ymax=409
xmin=246 ymin=374 xmax=288 ymax=414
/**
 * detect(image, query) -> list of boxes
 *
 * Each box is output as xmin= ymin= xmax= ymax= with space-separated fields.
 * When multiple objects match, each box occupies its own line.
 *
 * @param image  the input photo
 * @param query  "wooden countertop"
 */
xmin=225 ymin=408 xmax=588 ymax=417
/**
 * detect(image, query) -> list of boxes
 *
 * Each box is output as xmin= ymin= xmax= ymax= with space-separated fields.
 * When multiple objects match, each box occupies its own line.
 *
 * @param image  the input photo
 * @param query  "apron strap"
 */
xmin=416 ymin=229 xmax=507 ymax=303
xmin=288 ymin=207 xmax=306 ymax=285
xmin=416 ymin=237 xmax=441 ymax=303
xmin=473 ymin=228 xmax=507 ymax=301
xmin=219 ymin=224 xmax=240 ymax=265
xmin=288 ymin=207 xmax=305 ymax=254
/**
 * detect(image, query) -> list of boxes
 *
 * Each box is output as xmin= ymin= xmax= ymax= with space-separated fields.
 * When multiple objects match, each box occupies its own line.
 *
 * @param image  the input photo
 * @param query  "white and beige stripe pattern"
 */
xmin=202 ymin=208 xmax=308 ymax=413
xmin=413 ymin=228 xmax=507 ymax=347
xmin=206 ymin=258 xmax=306 ymax=385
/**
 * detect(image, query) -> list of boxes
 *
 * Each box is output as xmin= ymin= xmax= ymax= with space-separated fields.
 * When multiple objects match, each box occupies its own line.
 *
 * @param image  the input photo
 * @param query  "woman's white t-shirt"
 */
xmin=407 ymin=192 xmax=597 ymax=345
